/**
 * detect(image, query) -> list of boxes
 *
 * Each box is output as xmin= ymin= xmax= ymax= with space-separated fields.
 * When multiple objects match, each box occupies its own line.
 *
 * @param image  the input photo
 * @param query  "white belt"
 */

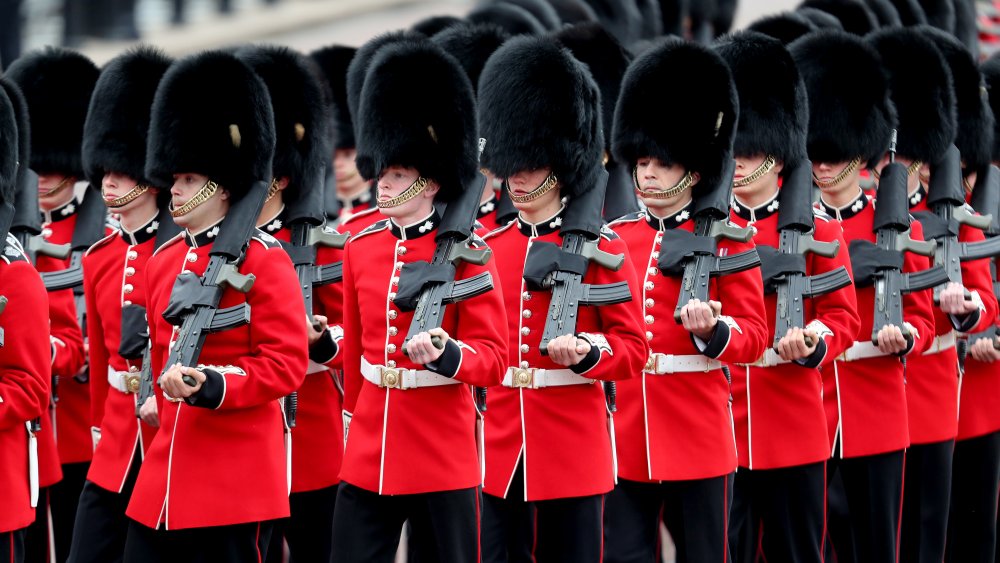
xmin=107 ymin=366 xmax=141 ymax=394
xmin=643 ymin=352 xmax=721 ymax=374
xmin=360 ymin=357 xmax=460 ymax=390
xmin=837 ymin=341 xmax=888 ymax=362
xmin=923 ymin=332 xmax=956 ymax=355
xmin=741 ymin=349 xmax=791 ymax=368
xmin=502 ymin=366 xmax=592 ymax=389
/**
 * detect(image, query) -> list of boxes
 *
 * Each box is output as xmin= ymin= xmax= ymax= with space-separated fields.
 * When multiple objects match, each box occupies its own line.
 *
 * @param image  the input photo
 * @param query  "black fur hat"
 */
xmin=797 ymin=6 xmax=847 ymax=29
xmin=411 ymin=15 xmax=463 ymax=36
xmin=355 ymin=38 xmax=477 ymax=201
xmin=4 ymin=47 xmax=99 ymax=177
xmin=346 ymin=30 xmax=426 ymax=138
xmin=0 ymin=78 xmax=28 ymax=191
xmin=553 ymin=23 xmax=632 ymax=152
xmin=237 ymin=45 xmax=331 ymax=203
xmin=980 ymin=52 xmax=1000 ymax=162
xmin=145 ymin=50 xmax=276 ymax=198
xmin=799 ymin=0 xmax=879 ymax=35
xmin=953 ymin=0 xmax=978 ymax=57
xmin=82 ymin=46 xmax=172 ymax=191
xmin=789 ymin=30 xmax=896 ymax=164
xmin=918 ymin=0 xmax=955 ymax=31
xmin=748 ymin=12 xmax=819 ymax=44
xmin=467 ymin=3 xmax=547 ymax=35
xmin=310 ymin=45 xmax=357 ymax=150
xmin=482 ymin=0 xmax=562 ymax=29
xmin=868 ymin=0 xmax=903 ymax=26
xmin=613 ymin=37 xmax=738 ymax=190
xmin=888 ymin=0 xmax=928 ymax=24
xmin=715 ymin=31 xmax=808 ymax=168
xmin=868 ymin=26 xmax=956 ymax=163
xmin=581 ymin=0 xmax=642 ymax=45
xmin=546 ymin=0 xmax=599 ymax=24
xmin=658 ymin=0 xmax=686 ymax=36
xmin=432 ymin=23 xmax=511 ymax=94
xmin=479 ymin=34 xmax=603 ymax=197
xmin=0 ymin=83 xmax=18 ymax=201
xmin=918 ymin=26 xmax=993 ymax=171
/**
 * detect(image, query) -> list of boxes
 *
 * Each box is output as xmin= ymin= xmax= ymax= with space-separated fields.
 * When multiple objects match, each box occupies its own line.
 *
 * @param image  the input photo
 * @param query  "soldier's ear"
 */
xmin=774 ymin=160 xmax=785 ymax=175
xmin=423 ymin=180 xmax=440 ymax=199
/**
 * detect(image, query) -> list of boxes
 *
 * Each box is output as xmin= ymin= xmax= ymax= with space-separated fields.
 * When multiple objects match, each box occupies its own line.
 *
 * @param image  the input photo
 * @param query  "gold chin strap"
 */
xmin=733 ymin=155 xmax=776 ymax=188
xmin=103 ymin=184 xmax=150 ymax=208
xmin=265 ymin=178 xmax=281 ymax=202
xmin=377 ymin=176 xmax=429 ymax=209
xmin=813 ymin=157 xmax=862 ymax=189
xmin=507 ymin=173 xmax=559 ymax=204
xmin=170 ymin=180 xmax=220 ymax=218
xmin=964 ymin=176 xmax=975 ymax=194
xmin=633 ymin=168 xmax=696 ymax=200
xmin=45 ymin=176 xmax=73 ymax=198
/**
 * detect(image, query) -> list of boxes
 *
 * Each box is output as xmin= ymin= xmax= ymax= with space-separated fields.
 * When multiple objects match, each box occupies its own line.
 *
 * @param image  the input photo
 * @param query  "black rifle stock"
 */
xmin=12 ymin=170 xmax=69 ymax=263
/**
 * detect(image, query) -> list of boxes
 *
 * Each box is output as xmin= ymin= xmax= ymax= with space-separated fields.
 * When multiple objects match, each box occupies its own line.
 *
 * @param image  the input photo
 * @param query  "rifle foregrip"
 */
xmin=451 ymin=244 xmax=492 ymax=266
xmin=898 ymin=235 xmax=937 ymax=257
xmin=954 ymin=206 xmax=993 ymax=231
xmin=800 ymin=236 xmax=840 ymax=259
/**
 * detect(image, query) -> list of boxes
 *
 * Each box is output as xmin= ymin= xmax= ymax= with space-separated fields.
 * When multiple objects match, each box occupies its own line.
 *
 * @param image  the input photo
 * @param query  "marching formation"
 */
xmin=2 ymin=0 xmax=1000 ymax=562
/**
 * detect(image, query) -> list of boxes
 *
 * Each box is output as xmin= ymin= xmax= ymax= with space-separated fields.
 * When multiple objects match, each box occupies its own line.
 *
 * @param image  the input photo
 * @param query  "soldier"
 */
xmin=63 ymin=46 xmax=175 ymax=563
xmin=603 ymin=38 xmax=768 ymax=563
xmin=477 ymin=35 xmax=647 ymax=563
xmin=0 ymin=73 xmax=53 ymax=563
xmin=5 ymin=47 xmax=96 ymax=563
xmin=789 ymin=30 xmax=938 ymax=562
xmin=714 ymin=32 xmax=860 ymax=562
xmin=121 ymin=50 xmax=308 ymax=562
xmin=331 ymin=36 xmax=508 ymax=563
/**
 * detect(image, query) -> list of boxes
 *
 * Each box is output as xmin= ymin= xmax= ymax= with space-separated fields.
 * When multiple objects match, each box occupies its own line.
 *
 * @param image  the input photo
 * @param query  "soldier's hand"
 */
xmin=159 ymin=363 xmax=205 ymax=399
xmin=776 ymin=327 xmax=819 ymax=361
xmin=406 ymin=328 xmax=450 ymax=365
xmin=681 ymin=299 xmax=722 ymax=341
xmin=547 ymin=334 xmax=591 ymax=367
xmin=939 ymin=282 xmax=977 ymax=315
xmin=876 ymin=324 xmax=909 ymax=355
xmin=307 ymin=314 xmax=329 ymax=345
xmin=970 ymin=336 xmax=1000 ymax=363
xmin=139 ymin=396 xmax=159 ymax=428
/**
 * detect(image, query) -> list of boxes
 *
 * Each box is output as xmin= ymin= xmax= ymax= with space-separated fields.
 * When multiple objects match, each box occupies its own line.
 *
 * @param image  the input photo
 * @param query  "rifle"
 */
xmin=914 ymin=145 xmax=1000 ymax=303
xmin=603 ymin=160 xmax=640 ymax=222
xmin=767 ymin=159 xmax=853 ymax=348
xmin=11 ymin=169 xmax=69 ymax=264
xmin=663 ymin=158 xmax=761 ymax=322
xmin=851 ymin=132 xmax=949 ymax=345
xmin=967 ymin=165 xmax=1000 ymax=350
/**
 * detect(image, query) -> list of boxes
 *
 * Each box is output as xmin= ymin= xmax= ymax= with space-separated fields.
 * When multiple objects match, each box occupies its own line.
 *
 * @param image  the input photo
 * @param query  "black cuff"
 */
xmin=185 ymin=368 xmax=225 ymax=409
xmin=950 ymin=309 xmax=981 ymax=333
xmin=693 ymin=321 xmax=731 ymax=359
xmin=425 ymin=340 xmax=462 ymax=378
xmin=570 ymin=344 xmax=602 ymax=374
xmin=309 ymin=329 xmax=339 ymax=364
xmin=794 ymin=338 xmax=828 ymax=369
xmin=899 ymin=333 xmax=916 ymax=357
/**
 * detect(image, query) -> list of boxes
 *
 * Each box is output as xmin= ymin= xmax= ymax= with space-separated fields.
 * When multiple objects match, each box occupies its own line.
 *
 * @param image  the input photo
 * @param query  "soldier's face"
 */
xmin=813 ymin=160 xmax=861 ymax=195
xmin=37 ymin=173 xmax=77 ymax=211
xmin=507 ymin=168 xmax=560 ymax=212
xmin=733 ymin=154 xmax=782 ymax=198
xmin=102 ymin=171 xmax=157 ymax=213
xmin=170 ymin=172 xmax=229 ymax=231
xmin=377 ymin=166 xmax=438 ymax=220
xmin=334 ymin=148 xmax=365 ymax=195
xmin=634 ymin=157 xmax=695 ymax=211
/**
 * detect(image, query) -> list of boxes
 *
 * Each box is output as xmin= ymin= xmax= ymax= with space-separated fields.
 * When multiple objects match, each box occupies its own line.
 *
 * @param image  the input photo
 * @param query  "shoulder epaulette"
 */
xmin=84 ymin=230 xmax=119 ymax=257
xmin=251 ymin=229 xmax=284 ymax=249
xmin=1 ymin=234 xmax=28 ymax=264
xmin=607 ymin=211 xmax=644 ymax=227
xmin=351 ymin=219 xmax=390 ymax=242
xmin=812 ymin=207 xmax=832 ymax=222
xmin=483 ymin=219 xmax=517 ymax=240
xmin=600 ymin=224 xmax=620 ymax=240
xmin=151 ymin=233 xmax=184 ymax=257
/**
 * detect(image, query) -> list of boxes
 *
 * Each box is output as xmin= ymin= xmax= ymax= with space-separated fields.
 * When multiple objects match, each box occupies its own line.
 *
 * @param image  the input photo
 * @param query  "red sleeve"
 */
xmin=83 ymin=254 xmax=109 ymax=428
xmin=902 ymin=220 xmax=938 ymax=354
xmin=445 ymin=255 xmax=509 ymax=387
xmin=808 ymin=219 xmax=861 ymax=364
xmin=341 ymin=241 xmax=362 ymax=414
xmin=48 ymin=288 xmax=84 ymax=378
xmin=0 ymin=261 xmax=52 ymax=430
xmin=707 ymin=239 xmax=769 ymax=364
xmin=956 ymin=224 xmax=998 ymax=334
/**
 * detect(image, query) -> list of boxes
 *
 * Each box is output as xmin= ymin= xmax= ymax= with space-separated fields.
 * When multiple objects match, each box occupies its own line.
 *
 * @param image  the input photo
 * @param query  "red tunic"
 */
xmin=81 ymin=217 xmax=160 ymax=493
xmin=482 ymin=209 xmax=647 ymax=501
xmin=340 ymin=211 xmax=508 ymax=495
xmin=820 ymin=192 xmax=937 ymax=458
xmin=126 ymin=227 xmax=308 ymax=530
xmin=611 ymin=208 xmax=768 ymax=482
xmin=728 ymin=196 xmax=860 ymax=470
xmin=907 ymin=191 xmax=998 ymax=444
xmin=0 ymin=235 xmax=53 ymax=533
xmin=337 ymin=190 xmax=376 ymax=223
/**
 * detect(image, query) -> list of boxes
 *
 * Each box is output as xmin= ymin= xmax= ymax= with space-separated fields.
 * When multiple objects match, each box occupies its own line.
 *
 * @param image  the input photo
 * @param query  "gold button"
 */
xmin=388 ymin=292 xmax=396 ymax=301
xmin=522 ymin=292 xmax=531 ymax=301
xmin=645 ymin=315 xmax=654 ymax=325
xmin=646 ymin=331 xmax=653 ymax=341
xmin=522 ymin=310 xmax=532 ymax=319
xmin=521 ymin=327 xmax=530 ymax=336
xmin=388 ymin=310 xmax=398 ymax=320
xmin=645 ymin=281 xmax=654 ymax=291
xmin=388 ymin=327 xmax=398 ymax=336
xmin=645 ymin=298 xmax=654 ymax=308
xmin=520 ymin=344 xmax=529 ymax=353
xmin=398 ymin=246 xmax=407 ymax=255
xmin=124 ymin=284 xmax=134 ymax=294
xmin=127 ymin=250 xmax=138 ymax=260
xmin=387 ymin=360 xmax=396 ymax=368
xmin=519 ymin=361 xmax=529 ymax=369
xmin=387 ymin=344 xmax=397 ymax=354
xmin=186 ymin=254 xmax=197 ymax=263
xmin=383 ymin=370 xmax=398 ymax=387
xmin=647 ymin=267 xmax=657 ymax=276
xmin=125 ymin=267 xmax=135 ymax=277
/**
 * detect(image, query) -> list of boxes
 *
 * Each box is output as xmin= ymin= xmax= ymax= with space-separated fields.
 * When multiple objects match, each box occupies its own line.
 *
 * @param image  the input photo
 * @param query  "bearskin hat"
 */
xmin=479 ymin=35 xmax=603 ymax=197
xmin=0 ymin=84 xmax=18 ymax=201
xmin=799 ymin=0 xmax=879 ymax=35
xmin=4 ymin=48 xmax=99 ymax=177
xmin=868 ymin=0 xmax=903 ymax=26
xmin=581 ymin=0 xmax=643 ymax=45
xmin=553 ymin=23 xmax=633 ymax=151
xmin=613 ymin=37 xmax=738 ymax=191
xmin=888 ymin=0 xmax=927 ymax=24
xmin=310 ymin=45 xmax=357 ymax=150
xmin=82 ymin=46 xmax=172 ymax=191
xmin=981 ymin=53 xmax=1000 ymax=162
xmin=0 ymin=78 xmax=31 ymax=211
xmin=797 ymin=6 xmax=847 ymax=29
xmin=411 ymin=15 xmax=463 ymax=36
xmin=918 ymin=26 xmax=993 ymax=172
xmin=789 ymin=30 xmax=896 ymax=165
xmin=355 ymin=38 xmax=477 ymax=202
xmin=953 ymin=0 xmax=978 ymax=57
xmin=748 ymin=12 xmax=819 ymax=45
xmin=481 ymin=0 xmax=561 ymax=30
xmin=467 ymin=4 xmax=547 ymax=35
xmin=918 ymin=0 xmax=955 ymax=31
xmin=145 ymin=50 xmax=275 ymax=198
xmin=547 ymin=0 xmax=599 ymax=24
xmin=431 ymin=23 xmax=511 ymax=94
xmin=715 ymin=32 xmax=808 ymax=168
xmin=237 ymin=45 xmax=331 ymax=208
xmin=868 ymin=26 xmax=956 ymax=163
xmin=346 ymin=30 xmax=426 ymax=136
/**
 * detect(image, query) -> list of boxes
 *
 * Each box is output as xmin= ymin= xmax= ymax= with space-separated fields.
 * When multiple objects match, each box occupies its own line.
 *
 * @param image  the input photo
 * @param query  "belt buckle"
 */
xmin=125 ymin=373 xmax=141 ymax=394
xmin=379 ymin=367 xmax=403 ymax=389
xmin=645 ymin=353 xmax=667 ymax=374
xmin=511 ymin=367 xmax=536 ymax=389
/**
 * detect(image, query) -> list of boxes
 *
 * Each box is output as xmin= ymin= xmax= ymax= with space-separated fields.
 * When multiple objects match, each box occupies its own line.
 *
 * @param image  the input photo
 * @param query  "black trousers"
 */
xmin=604 ymin=475 xmax=734 ymax=563
xmin=946 ymin=431 xmax=1000 ymax=563
xmin=66 ymin=449 xmax=140 ymax=563
xmin=122 ymin=519 xmax=274 ymax=563
xmin=23 ymin=488 xmax=50 ymax=563
xmin=279 ymin=485 xmax=338 ymax=563
xmin=331 ymin=481 xmax=479 ymax=563
xmin=48 ymin=462 xmax=88 ymax=563
xmin=900 ymin=440 xmax=954 ymax=563
xmin=729 ymin=462 xmax=826 ymax=563
xmin=1 ymin=529 xmax=26 ymax=563
xmin=826 ymin=449 xmax=905 ymax=563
